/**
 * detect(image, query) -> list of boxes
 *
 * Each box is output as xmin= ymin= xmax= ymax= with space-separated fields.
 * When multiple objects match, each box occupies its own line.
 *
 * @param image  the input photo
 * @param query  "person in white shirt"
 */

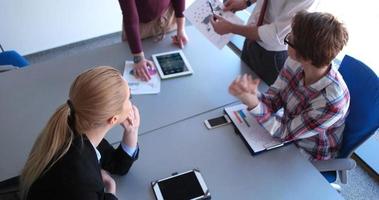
xmin=211 ymin=0 xmax=318 ymax=85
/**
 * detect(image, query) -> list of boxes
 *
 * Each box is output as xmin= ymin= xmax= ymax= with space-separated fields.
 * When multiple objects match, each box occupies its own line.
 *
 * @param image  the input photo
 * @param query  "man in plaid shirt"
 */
xmin=229 ymin=11 xmax=350 ymax=160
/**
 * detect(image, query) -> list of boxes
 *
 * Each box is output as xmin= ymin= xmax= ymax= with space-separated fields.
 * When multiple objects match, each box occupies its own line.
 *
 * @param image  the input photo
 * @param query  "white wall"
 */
xmin=1 ymin=0 xmax=378 ymax=75
xmin=317 ymin=0 xmax=379 ymax=74
xmin=0 ymin=0 xmax=122 ymax=55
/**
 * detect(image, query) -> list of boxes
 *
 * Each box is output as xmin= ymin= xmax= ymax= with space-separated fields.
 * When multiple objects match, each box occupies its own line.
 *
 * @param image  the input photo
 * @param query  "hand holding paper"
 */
xmin=184 ymin=0 xmax=243 ymax=49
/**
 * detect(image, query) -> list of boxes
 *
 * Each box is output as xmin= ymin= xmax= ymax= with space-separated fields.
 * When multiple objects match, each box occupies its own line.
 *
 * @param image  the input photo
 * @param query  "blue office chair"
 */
xmin=312 ymin=55 xmax=379 ymax=190
xmin=0 ymin=44 xmax=29 ymax=72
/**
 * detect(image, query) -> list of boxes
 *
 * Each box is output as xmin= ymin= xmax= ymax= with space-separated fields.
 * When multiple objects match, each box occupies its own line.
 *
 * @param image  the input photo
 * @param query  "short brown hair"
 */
xmin=291 ymin=11 xmax=349 ymax=68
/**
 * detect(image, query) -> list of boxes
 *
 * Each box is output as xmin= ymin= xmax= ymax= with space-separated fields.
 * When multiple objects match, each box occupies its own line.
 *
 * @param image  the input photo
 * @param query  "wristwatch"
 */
xmin=245 ymin=0 xmax=252 ymax=7
xmin=133 ymin=54 xmax=144 ymax=64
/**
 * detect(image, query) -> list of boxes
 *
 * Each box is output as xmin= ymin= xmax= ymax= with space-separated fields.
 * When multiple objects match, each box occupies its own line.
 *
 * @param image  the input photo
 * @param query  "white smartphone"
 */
xmin=151 ymin=169 xmax=211 ymax=200
xmin=204 ymin=115 xmax=231 ymax=129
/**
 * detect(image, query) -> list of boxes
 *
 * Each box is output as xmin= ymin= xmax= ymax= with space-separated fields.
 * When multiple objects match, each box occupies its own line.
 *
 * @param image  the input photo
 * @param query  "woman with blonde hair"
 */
xmin=20 ymin=66 xmax=140 ymax=200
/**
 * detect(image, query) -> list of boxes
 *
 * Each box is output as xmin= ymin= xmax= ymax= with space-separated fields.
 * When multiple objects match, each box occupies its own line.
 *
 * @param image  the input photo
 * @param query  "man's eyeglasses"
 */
xmin=284 ymin=33 xmax=295 ymax=49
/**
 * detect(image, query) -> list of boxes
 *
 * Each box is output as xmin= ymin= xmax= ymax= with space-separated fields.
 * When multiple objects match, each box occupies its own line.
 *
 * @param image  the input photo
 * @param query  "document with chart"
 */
xmin=184 ymin=0 xmax=243 ymax=49
xmin=123 ymin=61 xmax=161 ymax=95
xmin=225 ymin=104 xmax=286 ymax=155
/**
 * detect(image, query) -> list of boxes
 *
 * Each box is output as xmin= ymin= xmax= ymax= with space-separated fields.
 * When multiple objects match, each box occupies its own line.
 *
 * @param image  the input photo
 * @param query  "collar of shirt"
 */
xmin=81 ymin=134 xmax=102 ymax=162
xmin=90 ymin=143 xmax=101 ymax=162
xmin=298 ymin=63 xmax=338 ymax=92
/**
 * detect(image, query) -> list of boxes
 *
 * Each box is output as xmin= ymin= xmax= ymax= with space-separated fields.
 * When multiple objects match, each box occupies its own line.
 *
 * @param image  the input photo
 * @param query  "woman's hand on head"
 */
xmin=121 ymin=105 xmax=140 ymax=132
xmin=121 ymin=105 xmax=140 ymax=148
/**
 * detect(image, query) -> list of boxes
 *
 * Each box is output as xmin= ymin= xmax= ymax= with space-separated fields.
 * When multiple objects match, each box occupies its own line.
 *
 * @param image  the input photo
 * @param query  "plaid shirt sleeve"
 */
xmin=251 ymin=93 xmax=349 ymax=141
xmin=254 ymin=59 xmax=294 ymax=114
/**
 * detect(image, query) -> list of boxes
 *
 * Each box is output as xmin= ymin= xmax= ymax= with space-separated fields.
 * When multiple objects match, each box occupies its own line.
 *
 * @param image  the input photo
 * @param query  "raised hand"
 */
xmin=229 ymin=74 xmax=261 ymax=109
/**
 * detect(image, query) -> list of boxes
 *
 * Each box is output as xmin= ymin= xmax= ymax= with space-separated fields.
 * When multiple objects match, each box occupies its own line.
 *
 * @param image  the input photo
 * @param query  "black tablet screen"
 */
xmin=158 ymin=171 xmax=204 ymax=199
xmin=156 ymin=53 xmax=188 ymax=75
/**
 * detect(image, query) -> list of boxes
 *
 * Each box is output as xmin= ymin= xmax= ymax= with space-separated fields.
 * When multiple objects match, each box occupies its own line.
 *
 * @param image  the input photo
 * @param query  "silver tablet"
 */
xmin=151 ymin=50 xmax=194 ymax=79
xmin=151 ymin=169 xmax=211 ymax=200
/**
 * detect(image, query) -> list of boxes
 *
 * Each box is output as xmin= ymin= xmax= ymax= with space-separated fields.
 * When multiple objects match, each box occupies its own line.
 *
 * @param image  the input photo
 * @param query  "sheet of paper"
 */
xmin=225 ymin=104 xmax=282 ymax=153
xmin=184 ymin=0 xmax=244 ymax=49
xmin=123 ymin=61 xmax=161 ymax=95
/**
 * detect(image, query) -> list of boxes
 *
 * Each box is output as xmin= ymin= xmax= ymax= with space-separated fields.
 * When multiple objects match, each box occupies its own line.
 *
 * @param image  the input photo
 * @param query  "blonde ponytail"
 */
xmin=20 ymin=104 xmax=74 ymax=198
xmin=20 ymin=66 xmax=127 ymax=199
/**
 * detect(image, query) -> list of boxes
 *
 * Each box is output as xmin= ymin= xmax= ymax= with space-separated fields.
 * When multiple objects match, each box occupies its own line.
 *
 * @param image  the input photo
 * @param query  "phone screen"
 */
xmin=208 ymin=116 xmax=227 ymax=127
xmin=158 ymin=171 xmax=204 ymax=199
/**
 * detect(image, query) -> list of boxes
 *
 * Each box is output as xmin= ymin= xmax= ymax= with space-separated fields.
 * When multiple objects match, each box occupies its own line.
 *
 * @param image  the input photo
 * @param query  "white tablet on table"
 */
xmin=152 ymin=50 xmax=194 ymax=79
xmin=151 ymin=169 xmax=211 ymax=200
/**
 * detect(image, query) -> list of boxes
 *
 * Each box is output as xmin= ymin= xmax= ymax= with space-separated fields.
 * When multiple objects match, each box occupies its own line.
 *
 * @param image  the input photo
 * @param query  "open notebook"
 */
xmin=224 ymin=104 xmax=288 ymax=155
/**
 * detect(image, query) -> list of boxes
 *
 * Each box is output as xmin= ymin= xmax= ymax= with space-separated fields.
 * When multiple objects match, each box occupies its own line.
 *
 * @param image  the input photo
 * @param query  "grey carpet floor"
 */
xmin=24 ymin=32 xmax=379 ymax=200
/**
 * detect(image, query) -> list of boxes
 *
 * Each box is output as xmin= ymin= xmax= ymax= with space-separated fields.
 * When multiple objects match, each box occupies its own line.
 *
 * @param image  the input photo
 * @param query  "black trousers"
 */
xmin=241 ymin=39 xmax=288 ymax=85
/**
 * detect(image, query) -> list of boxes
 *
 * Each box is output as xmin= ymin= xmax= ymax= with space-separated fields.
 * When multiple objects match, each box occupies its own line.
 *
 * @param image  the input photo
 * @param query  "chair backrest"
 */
xmin=0 ymin=176 xmax=20 ymax=200
xmin=338 ymin=55 xmax=379 ymax=158
xmin=0 ymin=50 xmax=29 ymax=68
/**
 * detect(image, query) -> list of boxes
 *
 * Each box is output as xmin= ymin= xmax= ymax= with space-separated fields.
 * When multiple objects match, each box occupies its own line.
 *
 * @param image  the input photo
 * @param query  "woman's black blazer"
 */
xmin=27 ymin=135 xmax=138 ymax=200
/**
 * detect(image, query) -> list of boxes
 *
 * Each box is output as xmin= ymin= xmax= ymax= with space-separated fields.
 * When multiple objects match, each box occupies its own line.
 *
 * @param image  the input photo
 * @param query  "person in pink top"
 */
xmin=118 ymin=0 xmax=188 ymax=81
